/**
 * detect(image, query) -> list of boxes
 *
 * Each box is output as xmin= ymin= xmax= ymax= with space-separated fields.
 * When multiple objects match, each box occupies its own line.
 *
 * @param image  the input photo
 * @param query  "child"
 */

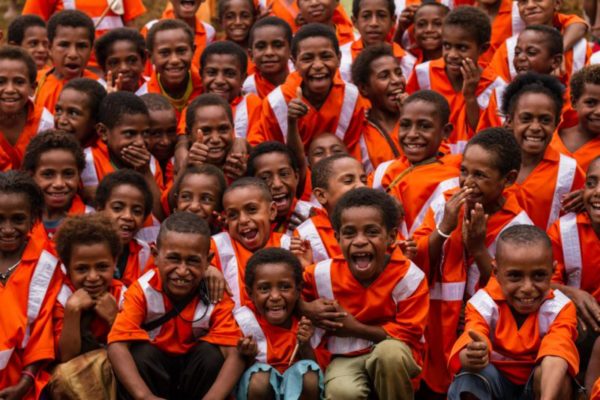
xmin=0 ymin=171 xmax=62 ymax=399
xmin=412 ymin=127 xmax=534 ymax=394
xmin=0 ymin=46 xmax=54 ymax=171
xmin=296 ymin=0 xmax=356 ymax=45
xmin=235 ymin=247 xmax=323 ymax=399
xmin=553 ymin=65 xmax=600 ymax=172
xmin=54 ymin=77 xmax=107 ymax=147
xmin=244 ymin=16 xmax=293 ymax=99
xmin=447 ymin=224 xmax=578 ymax=400
xmin=302 ymin=187 xmax=428 ymax=398
xmin=47 ymin=214 xmax=123 ymax=398
xmin=307 ymin=132 xmax=347 ymax=168
xmin=7 ymin=14 xmax=49 ymax=70
xmin=410 ymin=1 xmax=449 ymax=64
xmin=218 ymin=0 xmax=257 ymax=67
xmin=35 ymin=10 xmax=98 ymax=113
xmin=501 ymin=73 xmax=584 ymax=230
xmin=406 ymin=6 xmax=504 ymax=154
xmin=108 ymin=212 xmax=244 ymax=399
xmin=22 ymin=129 xmax=92 ymax=239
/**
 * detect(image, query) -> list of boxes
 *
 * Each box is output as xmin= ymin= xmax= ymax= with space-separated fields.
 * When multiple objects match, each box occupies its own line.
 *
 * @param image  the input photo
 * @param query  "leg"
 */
xmin=300 ymin=371 xmax=320 ymax=400
xmin=324 ymin=354 xmax=371 ymax=400
xmin=237 ymin=363 xmax=281 ymax=400
xmin=531 ymin=364 xmax=574 ymax=400
xmin=447 ymin=364 xmax=517 ymax=400
xmin=586 ymin=338 xmax=600 ymax=395
xmin=116 ymin=342 xmax=173 ymax=399
xmin=365 ymin=339 xmax=421 ymax=400
xmin=178 ymin=341 xmax=225 ymax=398
xmin=281 ymin=360 xmax=324 ymax=400
xmin=247 ymin=372 xmax=276 ymax=400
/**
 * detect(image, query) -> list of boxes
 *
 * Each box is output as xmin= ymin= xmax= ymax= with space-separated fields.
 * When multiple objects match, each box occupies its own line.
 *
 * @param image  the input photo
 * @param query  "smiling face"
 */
xmin=201 ymin=54 xmax=244 ymax=102
xmin=151 ymin=28 xmax=194 ymax=91
xmin=442 ymin=25 xmax=484 ymax=80
xmin=172 ymin=0 xmax=203 ymax=20
xmin=513 ymin=30 xmax=559 ymax=75
xmin=54 ymin=88 xmax=95 ymax=145
xmin=32 ymin=149 xmax=79 ymax=215
xmin=220 ymin=0 xmax=255 ymax=45
xmin=353 ymin=0 xmax=394 ymax=46
xmin=0 ymin=59 xmax=35 ymax=116
xmin=574 ymin=83 xmax=600 ymax=137
xmin=315 ymin=157 xmax=367 ymax=212
xmin=252 ymin=152 xmax=299 ymax=219
xmin=297 ymin=0 xmax=337 ymax=24
xmin=100 ymin=113 xmax=150 ymax=167
xmin=144 ymin=108 xmax=177 ymax=163
xmin=190 ymin=104 xmax=234 ymax=166
xmin=99 ymin=184 xmax=146 ymax=245
xmin=68 ymin=242 xmax=116 ymax=299
xmin=414 ymin=5 xmax=445 ymax=52
xmin=294 ymin=36 xmax=340 ymax=102
xmin=50 ymin=26 xmax=92 ymax=80
xmin=360 ymin=55 xmax=405 ymax=114
xmin=0 ymin=193 xmax=33 ymax=255
xmin=517 ymin=0 xmax=558 ymax=26
xmin=250 ymin=25 xmax=291 ymax=78
xmin=103 ymin=40 xmax=145 ymax=93
xmin=250 ymin=262 xmax=300 ymax=327
xmin=399 ymin=100 xmax=448 ymax=163
xmin=175 ymin=173 xmax=221 ymax=223
xmin=21 ymin=26 xmax=49 ymax=69
xmin=583 ymin=160 xmax=600 ymax=226
xmin=308 ymin=133 xmax=346 ymax=167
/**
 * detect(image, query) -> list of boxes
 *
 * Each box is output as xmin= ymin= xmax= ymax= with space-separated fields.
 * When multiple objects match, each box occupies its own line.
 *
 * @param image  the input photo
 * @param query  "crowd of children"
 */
xmin=0 ymin=0 xmax=600 ymax=398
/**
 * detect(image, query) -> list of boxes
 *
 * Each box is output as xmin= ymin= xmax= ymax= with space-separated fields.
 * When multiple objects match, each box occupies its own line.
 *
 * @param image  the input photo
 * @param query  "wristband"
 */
xmin=21 ymin=370 xmax=36 ymax=381
xmin=436 ymin=225 xmax=451 ymax=239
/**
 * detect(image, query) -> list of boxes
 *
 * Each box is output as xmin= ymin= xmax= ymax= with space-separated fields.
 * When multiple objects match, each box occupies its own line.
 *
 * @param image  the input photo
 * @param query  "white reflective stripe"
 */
xmin=191 ymin=301 xmax=215 ymax=338
xmin=358 ymin=135 xmax=374 ymax=174
xmin=280 ymin=234 xmax=291 ymax=250
xmin=213 ymin=233 xmax=242 ymax=309
xmin=138 ymin=239 xmax=151 ymax=274
xmin=491 ymin=350 xmax=516 ymax=362
xmin=267 ymin=87 xmax=289 ymax=143
xmin=135 ymin=81 xmax=148 ymax=96
xmin=135 ymin=226 xmax=159 ymax=244
xmin=139 ymin=270 xmax=165 ymax=340
xmin=547 ymin=154 xmax=577 ymax=229
xmin=258 ymin=0 xmax=268 ymax=11
xmin=144 ymin=19 xmax=159 ymax=32
xmin=511 ymin=1 xmax=526 ymax=35
xmin=57 ymin=284 xmax=73 ymax=307
xmin=294 ymin=200 xmax=313 ymax=220
xmin=118 ymin=286 xmax=127 ymax=308
xmin=0 ymin=348 xmax=15 ymax=369
xmin=23 ymin=250 xmax=58 ymax=347
xmin=234 ymin=96 xmax=249 ymax=138
xmin=394 ymin=0 xmax=405 ymax=16
xmin=538 ymin=290 xmax=570 ymax=336
xmin=592 ymin=52 xmax=600 ymax=65
xmin=468 ymin=289 xmax=499 ymax=337
xmin=149 ymin=155 xmax=158 ymax=176
xmin=409 ymin=177 xmax=459 ymax=236
xmin=466 ymin=263 xmax=480 ymax=298
xmin=233 ymin=306 xmax=268 ymax=363
xmin=415 ymin=62 xmax=431 ymax=90
xmin=84 ymin=205 xmax=95 ymax=214
xmin=448 ymin=141 xmax=467 ymax=155
xmin=494 ymin=85 xmax=507 ymax=124
xmin=371 ymin=160 xmax=393 ymax=191
xmin=93 ymin=16 xmax=124 ymax=30
xmin=311 ymin=327 xmax=325 ymax=349
xmin=392 ymin=262 xmax=424 ymax=303
xmin=571 ymin=39 xmax=588 ymax=75
xmin=429 ymin=281 xmax=465 ymax=301
xmin=559 ymin=213 xmax=582 ymax=288
xmin=431 ymin=190 xmax=449 ymax=227
xmin=203 ymin=22 xmax=216 ymax=43
xmin=38 ymin=108 xmax=55 ymax=133
xmin=339 ymin=42 xmax=353 ymax=82
xmin=63 ymin=0 xmax=75 ymax=8
xmin=400 ymin=53 xmax=417 ymax=79
xmin=477 ymin=77 xmax=506 ymax=110
xmin=506 ymin=35 xmax=518 ymax=80
xmin=81 ymin=147 xmax=99 ymax=187
xmin=297 ymin=220 xmax=329 ymax=263
xmin=335 ymin=83 xmax=359 ymax=142
xmin=314 ymin=259 xmax=334 ymax=299
xmin=328 ymin=336 xmax=373 ymax=354
xmin=242 ymin=75 xmax=258 ymax=95
xmin=441 ymin=0 xmax=453 ymax=7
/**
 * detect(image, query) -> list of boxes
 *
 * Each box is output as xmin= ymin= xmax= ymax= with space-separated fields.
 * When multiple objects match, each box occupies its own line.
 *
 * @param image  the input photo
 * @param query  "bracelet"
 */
xmin=21 ymin=370 xmax=36 ymax=381
xmin=436 ymin=225 xmax=451 ymax=239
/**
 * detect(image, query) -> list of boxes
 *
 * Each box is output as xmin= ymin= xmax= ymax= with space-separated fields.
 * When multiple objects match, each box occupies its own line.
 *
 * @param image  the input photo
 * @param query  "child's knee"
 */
xmin=247 ymin=371 xmax=275 ymax=400
xmin=325 ymin=376 xmax=369 ymax=400
xmin=370 ymin=339 xmax=420 ymax=376
xmin=301 ymin=370 xmax=320 ymax=398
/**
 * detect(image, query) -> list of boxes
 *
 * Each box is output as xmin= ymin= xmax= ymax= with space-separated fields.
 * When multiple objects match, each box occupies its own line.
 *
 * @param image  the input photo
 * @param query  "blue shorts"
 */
xmin=447 ymin=364 xmax=535 ymax=400
xmin=236 ymin=360 xmax=324 ymax=400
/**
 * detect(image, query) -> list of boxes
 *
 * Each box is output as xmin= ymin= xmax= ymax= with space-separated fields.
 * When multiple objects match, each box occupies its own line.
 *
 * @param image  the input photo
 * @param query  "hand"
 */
xmin=297 ymin=316 xmax=315 ymax=344
xmin=461 ymin=58 xmax=481 ymax=99
xmin=552 ymin=57 xmax=566 ymax=78
xmin=462 ymin=203 xmax=488 ymax=256
xmin=105 ymin=70 xmax=123 ymax=94
xmin=188 ymin=129 xmax=209 ymax=166
xmin=0 ymin=381 xmax=31 ymax=400
xmin=237 ymin=336 xmax=258 ymax=358
xmin=210 ymin=210 xmax=227 ymax=232
xmin=561 ymin=189 xmax=584 ymax=214
xmin=439 ymin=187 xmax=471 ymax=234
xmin=569 ymin=288 xmax=600 ymax=333
xmin=65 ymin=288 xmax=95 ymax=313
xmin=204 ymin=265 xmax=233 ymax=303
xmin=288 ymin=87 xmax=309 ymax=122
xmin=223 ymin=152 xmax=247 ymax=181
xmin=303 ymin=298 xmax=346 ymax=331
xmin=331 ymin=303 xmax=362 ymax=337
xmin=94 ymin=292 xmax=118 ymax=325
xmin=288 ymin=210 xmax=309 ymax=232
xmin=459 ymin=330 xmax=489 ymax=372
xmin=396 ymin=4 xmax=418 ymax=31
xmin=290 ymin=237 xmax=313 ymax=268
xmin=398 ymin=237 xmax=417 ymax=260
xmin=121 ymin=143 xmax=151 ymax=172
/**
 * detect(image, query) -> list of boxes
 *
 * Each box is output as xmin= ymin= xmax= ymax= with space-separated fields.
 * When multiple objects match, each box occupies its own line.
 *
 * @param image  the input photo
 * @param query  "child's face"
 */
xmin=151 ymin=28 xmax=194 ymax=89
xmin=252 ymin=152 xmax=299 ymax=219
xmin=360 ymin=55 xmax=405 ymax=114
xmin=100 ymin=113 xmax=150 ymax=167
xmin=0 ymin=193 xmax=33 ymax=254
xmin=250 ymin=262 xmax=300 ymax=326
xmin=414 ymin=5 xmax=445 ymax=52
xmin=144 ymin=108 xmax=177 ymax=163
xmin=583 ymin=160 xmax=600 ymax=226
xmin=50 ymin=26 xmax=93 ymax=80
xmin=513 ymin=30 xmax=559 ymax=75
xmin=202 ymin=54 xmax=244 ymax=103
xmin=223 ymin=186 xmax=277 ymax=251
xmin=574 ymin=83 xmax=600 ymax=136
xmin=308 ymin=133 xmax=346 ymax=167
xmin=337 ymin=205 xmax=395 ymax=285
xmin=155 ymin=230 xmax=211 ymax=301
xmin=220 ymin=0 xmax=255 ymax=44
xmin=54 ymin=88 xmax=94 ymax=145
xmin=250 ymin=25 xmax=291 ymax=77
xmin=172 ymin=0 xmax=203 ymax=19
xmin=0 ymin=59 xmax=35 ymax=115
xmin=104 ymin=40 xmax=145 ymax=93
xmin=316 ymin=157 xmax=367 ymax=210
xmin=352 ymin=0 xmax=394 ymax=46
xmin=32 ymin=149 xmax=79 ymax=213
xmin=100 ymin=184 xmax=146 ymax=245
xmin=68 ymin=242 xmax=115 ymax=299
xmin=190 ymin=105 xmax=234 ymax=165
xmin=494 ymin=241 xmax=553 ymax=315
xmin=294 ymin=37 xmax=340 ymax=99
xmin=442 ymin=25 xmax=485 ymax=80
xmin=399 ymin=100 xmax=447 ymax=164
xmin=517 ymin=0 xmax=558 ymax=26
xmin=176 ymin=173 xmax=221 ymax=223
xmin=297 ymin=0 xmax=337 ymax=24
xmin=506 ymin=92 xmax=556 ymax=159
xmin=21 ymin=26 xmax=49 ymax=69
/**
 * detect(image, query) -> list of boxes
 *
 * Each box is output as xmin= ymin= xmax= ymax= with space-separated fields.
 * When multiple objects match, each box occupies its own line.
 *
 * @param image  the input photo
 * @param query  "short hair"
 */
xmin=0 ymin=170 xmax=44 ymax=223
xmin=403 ymin=90 xmax=451 ymax=126
xmin=200 ymin=41 xmax=248 ymax=76
xmin=185 ymin=93 xmax=233 ymax=135
xmin=98 ymin=91 xmax=149 ymax=130
xmin=352 ymin=0 xmax=395 ymax=19
xmin=168 ymin=164 xmax=227 ymax=212
xmin=521 ymin=25 xmax=563 ymax=56
xmin=47 ymin=10 xmax=95 ymax=45
xmin=22 ymin=129 xmax=86 ymax=173
xmin=156 ymin=211 xmax=211 ymax=249
xmin=311 ymin=154 xmax=357 ymax=190
xmin=223 ymin=177 xmax=272 ymax=201
xmin=140 ymin=93 xmax=175 ymax=112
xmin=55 ymin=214 xmax=122 ymax=268
xmin=245 ymin=248 xmax=303 ymax=292
xmin=95 ymin=169 xmax=153 ymax=218
xmin=351 ymin=43 xmax=395 ymax=87
xmin=247 ymin=141 xmax=299 ymax=177
xmin=7 ymin=14 xmax=46 ymax=45
xmin=443 ymin=6 xmax=491 ymax=47
xmin=496 ymin=224 xmax=552 ymax=258
xmin=501 ymin=72 xmax=564 ymax=123
xmin=146 ymin=19 xmax=194 ymax=54
xmin=331 ymin=187 xmax=398 ymax=233
xmin=570 ymin=64 xmax=600 ymax=104
xmin=415 ymin=0 xmax=450 ymax=17
xmin=291 ymin=23 xmax=339 ymax=58
xmin=218 ymin=0 xmax=257 ymax=21
xmin=62 ymin=78 xmax=107 ymax=121
xmin=588 ymin=156 xmax=600 ymax=174
xmin=94 ymin=27 xmax=147 ymax=70
xmin=465 ymin=127 xmax=521 ymax=176
xmin=0 ymin=45 xmax=37 ymax=84
xmin=249 ymin=16 xmax=293 ymax=47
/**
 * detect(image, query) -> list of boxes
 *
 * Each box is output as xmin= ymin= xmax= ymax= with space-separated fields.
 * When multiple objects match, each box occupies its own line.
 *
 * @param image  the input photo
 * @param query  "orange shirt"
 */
xmin=293 ymin=208 xmax=340 ymax=263
xmin=358 ymin=117 xmax=402 ymax=174
xmin=449 ymin=278 xmax=578 ymax=384
xmin=147 ymin=66 xmax=203 ymax=121
xmin=339 ymin=40 xmax=416 ymax=83
xmin=550 ymin=131 xmax=600 ymax=172
xmin=114 ymin=238 xmax=152 ymax=287
xmin=242 ymin=72 xmax=278 ymax=99
xmin=34 ymin=68 xmax=98 ymax=113
xmin=592 ymin=378 xmax=600 ymax=399
xmin=33 ymin=195 xmax=95 ymax=241
xmin=108 ymin=268 xmax=241 ymax=354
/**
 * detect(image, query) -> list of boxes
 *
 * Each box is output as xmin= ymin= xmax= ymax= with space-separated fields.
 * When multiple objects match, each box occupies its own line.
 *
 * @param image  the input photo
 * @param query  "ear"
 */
xmin=503 ymin=115 xmax=513 ymax=129
xmin=207 ymin=250 xmax=214 ymax=264
xmin=553 ymin=0 xmax=561 ymax=11
xmin=351 ymin=15 xmax=357 ymax=26
xmin=491 ymin=259 xmax=498 ymax=276
xmin=313 ymin=187 xmax=328 ymax=207
xmin=442 ymin=123 xmax=453 ymax=140
xmin=357 ymin=82 xmax=370 ymax=98
xmin=479 ymin=41 xmax=490 ymax=54
xmin=551 ymin=53 xmax=563 ymax=72
xmin=97 ymin=123 xmax=109 ymax=143
xmin=552 ymin=259 xmax=557 ymax=274
xmin=387 ymin=227 xmax=398 ymax=248
xmin=151 ymin=243 xmax=159 ymax=258
xmin=334 ymin=230 xmax=340 ymax=243
xmin=268 ymin=201 xmax=278 ymax=222
xmin=503 ymin=169 xmax=518 ymax=187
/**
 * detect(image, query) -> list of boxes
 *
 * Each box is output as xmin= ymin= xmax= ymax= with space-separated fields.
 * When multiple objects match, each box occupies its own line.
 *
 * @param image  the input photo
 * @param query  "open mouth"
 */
xmin=170 ymin=277 xmax=191 ymax=287
xmin=179 ymin=0 xmax=197 ymax=11
xmin=64 ymin=63 xmax=81 ymax=73
xmin=522 ymin=135 xmax=545 ymax=144
xmin=402 ymin=142 xmax=427 ymax=154
xmin=588 ymin=200 xmax=600 ymax=214
xmin=118 ymin=224 xmax=135 ymax=240
xmin=272 ymin=193 xmax=290 ymax=212
xmin=266 ymin=305 xmax=286 ymax=318
xmin=351 ymin=252 xmax=374 ymax=271
xmin=47 ymin=192 xmax=70 ymax=202
xmin=239 ymin=227 xmax=259 ymax=243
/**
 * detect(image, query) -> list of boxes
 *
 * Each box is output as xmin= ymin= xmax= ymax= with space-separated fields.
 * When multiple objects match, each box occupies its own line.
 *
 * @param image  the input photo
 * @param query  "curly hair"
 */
xmin=22 ymin=129 xmax=86 ymax=173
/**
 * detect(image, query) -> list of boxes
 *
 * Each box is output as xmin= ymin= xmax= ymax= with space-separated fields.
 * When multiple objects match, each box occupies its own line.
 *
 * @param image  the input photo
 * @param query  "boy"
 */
xmin=412 ymin=127 xmax=534 ymax=394
xmin=0 ymin=46 xmax=54 ymax=171
xmin=406 ymin=6 xmax=505 ymax=154
xmin=108 ymin=212 xmax=245 ymax=399
xmin=35 ymin=10 xmax=98 ymax=113
xmin=410 ymin=1 xmax=449 ymax=65
xmin=296 ymin=0 xmax=356 ymax=45
xmin=7 ymin=14 xmax=49 ymax=70
xmin=302 ymin=187 xmax=429 ymax=399
xmin=447 ymin=225 xmax=578 ymax=400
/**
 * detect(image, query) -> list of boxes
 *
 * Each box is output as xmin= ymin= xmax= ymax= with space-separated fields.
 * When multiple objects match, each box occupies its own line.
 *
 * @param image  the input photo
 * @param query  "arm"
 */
xmin=174 ymin=135 xmax=190 ymax=175
xmin=562 ymin=22 xmax=588 ymax=53
xmin=107 ymin=342 xmax=160 ymax=400
xmin=461 ymin=59 xmax=482 ymax=132
xmin=58 ymin=290 xmax=95 ymax=362
xmin=463 ymin=203 xmax=493 ymax=286
xmin=551 ymin=284 xmax=600 ymax=333
xmin=333 ymin=308 xmax=388 ymax=343
xmin=202 ymin=346 xmax=246 ymax=400
xmin=538 ymin=356 xmax=570 ymax=400
xmin=0 ymin=362 xmax=42 ymax=400
xmin=287 ymin=88 xmax=309 ymax=197
xmin=296 ymin=316 xmax=317 ymax=361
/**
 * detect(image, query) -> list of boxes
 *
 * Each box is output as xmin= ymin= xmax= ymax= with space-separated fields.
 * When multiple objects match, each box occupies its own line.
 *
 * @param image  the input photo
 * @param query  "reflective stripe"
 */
xmin=294 ymin=200 xmax=313 ymax=220
xmin=400 ymin=53 xmax=417 ymax=79
xmin=314 ymin=259 xmax=334 ymax=299
xmin=191 ymin=300 xmax=215 ymax=338
xmin=297 ymin=220 xmax=329 ymax=263
xmin=118 ymin=287 xmax=127 ymax=308
xmin=234 ymin=97 xmax=249 ymax=138
xmin=477 ymin=78 xmax=506 ymax=110
xmin=392 ymin=262 xmax=425 ymax=302
xmin=493 ymin=84 xmax=507 ymax=124
xmin=212 ymin=233 xmax=242 ymax=309
xmin=136 ymin=81 xmax=148 ymax=96
xmin=203 ymin=22 xmax=216 ymax=43
xmin=139 ymin=270 xmax=165 ymax=340
xmin=93 ymin=16 xmax=124 ymax=31
xmin=57 ymin=284 xmax=73 ymax=307
xmin=81 ymin=147 xmax=99 ymax=187
xmin=415 ymin=62 xmax=431 ymax=90
xmin=358 ymin=135 xmax=373 ymax=174
xmin=401 ymin=30 xmax=411 ymax=50
xmin=267 ymin=87 xmax=289 ymax=143
xmin=0 ymin=348 xmax=14 ymax=369
xmin=371 ymin=160 xmax=393 ymax=191
xmin=559 ymin=213 xmax=582 ymax=288
xmin=448 ymin=141 xmax=467 ymax=155
xmin=38 ymin=108 xmax=55 ymax=133
xmin=138 ymin=239 xmax=152 ymax=274
xmin=144 ymin=19 xmax=159 ymax=32
xmin=84 ymin=205 xmax=95 ymax=214
xmin=242 ymin=75 xmax=257 ymax=95
xmin=328 ymin=336 xmax=373 ymax=354
xmin=430 ymin=281 xmax=466 ymax=301
xmin=280 ymin=234 xmax=291 ymax=250
xmin=468 ymin=289 xmax=498 ymax=339
xmin=63 ymin=0 xmax=75 ymax=8
xmin=339 ymin=42 xmax=353 ymax=82
xmin=335 ymin=84 xmax=359 ymax=142
xmin=592 ymin=52 xmax=600 ymax=65
xmin=394 ymin=0 xmax=405 ymax=16
xmin=506 ymin=35 xmax=518 ymax=80
xmin=547 ymin=154 xmax=577 ymax=229
xmin=233 ymin=306 xmax=268 ymax=363
xmin=511 ymin=1 xmax=526 ymax=35
xmin=571 ymin=39 xmax=588 ymax=75
xmin=538 ymin=290 xmax=570 ymax=335
xmin=409 ymin=177 xmax=459 ymax=235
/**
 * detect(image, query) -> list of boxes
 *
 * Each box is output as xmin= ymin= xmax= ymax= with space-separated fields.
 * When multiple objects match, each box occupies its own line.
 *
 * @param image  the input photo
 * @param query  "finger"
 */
xmin=196 ymin=128 xmax=204 ymax=143
xmin=296 ymin=86 xmax=303 ymax=101
xmin=225 ymin=282 xmax=233 ymax=297
xmin=468 ymin=330 xmax=487 ymax=343
xmin=579 ymin=305 xmax=598 ymax=332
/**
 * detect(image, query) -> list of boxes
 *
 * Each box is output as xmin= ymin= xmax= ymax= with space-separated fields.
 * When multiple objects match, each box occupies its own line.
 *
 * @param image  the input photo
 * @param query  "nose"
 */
xmin=239 ymin=210 xmax=250 ymax=225
xmin=66 ymin=44 xmax=78 ymax=59
xmin=354 ymin=178 xmax=367 ymax=189
xmin=53 ymin=174 xmax=66 ymax=188
xmin=269 ymin=287 xmax=282 ymax=299
xmin=87 ymin=268 xmax=99 ymax=281
xmin=391 ymin=70 xmax=404 ymax=86
xmin=120 ymin=207 xmax=134 ymax=221
xmin=368 ymin=14 xmax=378 ymax=25
xmin=271 ymin=174 xmax=283 ymax=190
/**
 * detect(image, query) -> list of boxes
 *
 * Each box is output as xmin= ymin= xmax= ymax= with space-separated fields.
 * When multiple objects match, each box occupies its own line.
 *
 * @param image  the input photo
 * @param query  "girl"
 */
xmin=219 ymin=0 xmax=257 ymax=74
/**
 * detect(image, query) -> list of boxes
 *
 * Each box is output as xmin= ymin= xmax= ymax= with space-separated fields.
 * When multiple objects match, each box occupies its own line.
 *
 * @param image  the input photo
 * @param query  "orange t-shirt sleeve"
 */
xmin=108 ymin=283 xmax=151 ymax=344
xmin=22 ymin=0 xmax=57 ymax=20
xmin=547 ymin=220 xmax=567 ymax=285
xmin=52 ymin=301 xmax=65 ymax=350
xmin=536 ymin=300 xmax=579 ymax=377
xmin=122 ymin=0 xmax=147 ymax=22
xmin=448 ymin=302 xmax=493 ymax=374
xmin=247 ymin=99 xmax=278 ymax=146
xmin=554 ymin=13 xmax=588 ymax=31
xmin=200 ymin=296 xmax=241 ymax=347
